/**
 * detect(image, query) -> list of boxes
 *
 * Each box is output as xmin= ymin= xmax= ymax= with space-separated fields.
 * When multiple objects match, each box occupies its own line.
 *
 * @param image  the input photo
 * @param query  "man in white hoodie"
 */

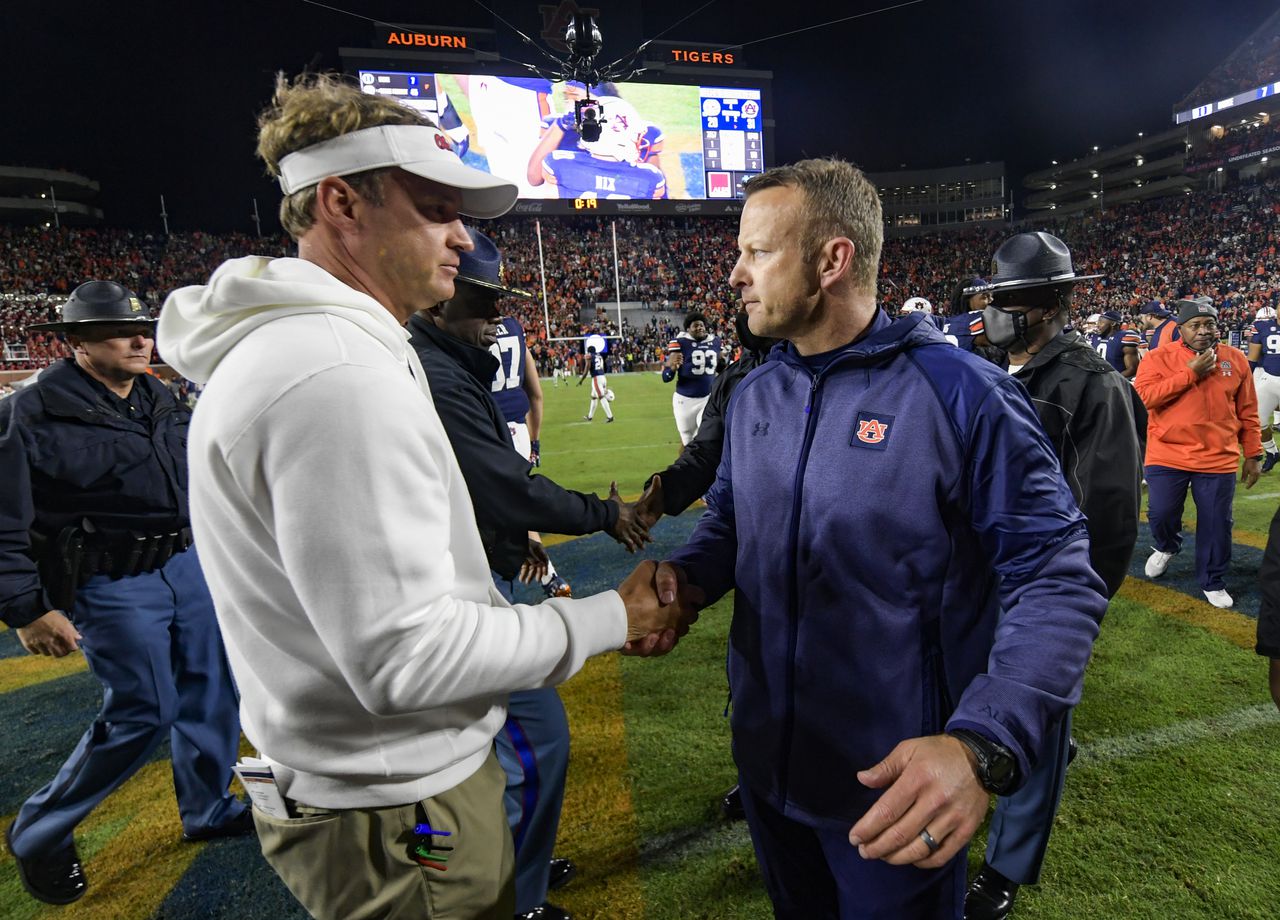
xmin=157 ymin=73 xmax=697 ymax=920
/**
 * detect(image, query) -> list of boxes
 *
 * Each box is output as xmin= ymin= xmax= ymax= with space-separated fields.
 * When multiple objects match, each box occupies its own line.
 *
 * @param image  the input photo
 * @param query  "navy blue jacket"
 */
xmin=667 ymin=311 xmax=1107 ymax=828
xmin=0 ymin=359 xmax=190 ymax=627
xmin=407 ymin=316 xmax=618 ymax=579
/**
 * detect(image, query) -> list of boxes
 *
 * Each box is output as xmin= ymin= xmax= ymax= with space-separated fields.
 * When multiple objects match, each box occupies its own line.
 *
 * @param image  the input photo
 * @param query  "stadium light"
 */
xmin=1136 ymin=157 xmax=1144 ymax=166
xmin=1092 ymin=145 xmax=1099 ymax=152
xmin=1051 ymin=159 xmax=1058 ymax=165
xmin=1138 ymin=131 xmax=1144 ymax=137
xmin=1217 ymin=167 xmax=1224 ymax=172
xmin=1263 ymin=157 xmax=1270 ymax=163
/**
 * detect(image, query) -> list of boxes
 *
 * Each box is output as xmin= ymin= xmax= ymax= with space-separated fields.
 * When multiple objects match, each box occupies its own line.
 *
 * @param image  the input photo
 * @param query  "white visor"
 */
xmin=277 ymin=124 xmax=518 ymax=219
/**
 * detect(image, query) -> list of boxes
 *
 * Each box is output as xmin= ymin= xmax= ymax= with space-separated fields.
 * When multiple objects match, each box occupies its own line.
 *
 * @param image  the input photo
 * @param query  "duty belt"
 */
xmin=35 ymin=520 xmax=193 ymax=612
xmin=78 ymin=521 xmax=194 ymax=581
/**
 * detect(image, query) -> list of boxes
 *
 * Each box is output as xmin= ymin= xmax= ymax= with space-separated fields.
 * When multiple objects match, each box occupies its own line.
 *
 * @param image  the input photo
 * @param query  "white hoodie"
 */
xmin=159 ymin=256 xmax=626 ymax=808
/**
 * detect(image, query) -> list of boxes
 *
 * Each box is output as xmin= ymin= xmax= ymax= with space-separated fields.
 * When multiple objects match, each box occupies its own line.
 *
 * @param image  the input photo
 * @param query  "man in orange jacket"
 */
xmin=1135 ymin=295 xmax=1263 ymax=608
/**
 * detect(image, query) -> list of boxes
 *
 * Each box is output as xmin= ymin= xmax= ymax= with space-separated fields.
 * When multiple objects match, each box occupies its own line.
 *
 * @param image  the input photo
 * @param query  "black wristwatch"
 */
xmin=948 ymin=729 xmax=1019 ymax=795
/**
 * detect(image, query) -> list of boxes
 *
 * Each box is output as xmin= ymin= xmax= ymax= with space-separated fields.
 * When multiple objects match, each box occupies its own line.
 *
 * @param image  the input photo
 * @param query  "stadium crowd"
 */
xmin=4 ymin=174 xmax=1280 ymax=373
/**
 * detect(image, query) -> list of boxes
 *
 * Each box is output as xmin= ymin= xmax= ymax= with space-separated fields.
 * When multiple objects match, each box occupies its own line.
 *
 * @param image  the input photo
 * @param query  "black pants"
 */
xmin=1258 ymin=504 xmax=1280 ymax=658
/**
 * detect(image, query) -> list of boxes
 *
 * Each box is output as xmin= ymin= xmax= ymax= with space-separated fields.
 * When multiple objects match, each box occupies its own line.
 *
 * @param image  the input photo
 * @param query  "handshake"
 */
xmin=617 ymin=560 xmax=702 ymax=657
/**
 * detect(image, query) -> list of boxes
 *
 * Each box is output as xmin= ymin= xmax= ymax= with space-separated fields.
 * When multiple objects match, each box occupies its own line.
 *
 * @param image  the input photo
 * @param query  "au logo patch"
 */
xmin=851 ymin=411 xmax=895 ymax=451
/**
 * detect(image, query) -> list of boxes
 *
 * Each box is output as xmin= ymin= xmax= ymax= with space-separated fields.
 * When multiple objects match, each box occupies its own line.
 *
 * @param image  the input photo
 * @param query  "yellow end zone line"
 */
xmin=547 ymin=655 xmax=646 ymax=920
xmin=3 ymin=760 xmax=204 ymax=920
xmin=1116 ymin=578 xmax=1258 ymax=650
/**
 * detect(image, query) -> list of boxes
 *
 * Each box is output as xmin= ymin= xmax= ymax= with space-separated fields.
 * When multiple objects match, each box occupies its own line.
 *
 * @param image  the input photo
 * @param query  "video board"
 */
xmin=356 ymin=69 xmax=766 ymax=212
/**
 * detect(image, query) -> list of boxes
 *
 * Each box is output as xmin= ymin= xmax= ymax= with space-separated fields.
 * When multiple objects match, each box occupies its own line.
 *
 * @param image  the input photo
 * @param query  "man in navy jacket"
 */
xmin=645 ymin=160 xmax=1107 ymax=919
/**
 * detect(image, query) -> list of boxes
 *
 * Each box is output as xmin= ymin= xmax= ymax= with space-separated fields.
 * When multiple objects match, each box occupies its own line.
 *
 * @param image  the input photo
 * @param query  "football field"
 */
xmin=2 ymin=371 xmax=1279 ymax=919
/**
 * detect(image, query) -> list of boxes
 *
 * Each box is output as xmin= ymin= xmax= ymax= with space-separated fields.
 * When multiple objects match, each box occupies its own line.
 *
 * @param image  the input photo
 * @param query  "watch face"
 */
xmin=986 ymin=751 xmax=1017 ymax=792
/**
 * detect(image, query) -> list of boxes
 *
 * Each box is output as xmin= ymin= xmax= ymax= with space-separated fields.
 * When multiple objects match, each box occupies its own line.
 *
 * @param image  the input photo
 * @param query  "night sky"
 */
xmin=3 ymin=0 xmax=1275 ymax=232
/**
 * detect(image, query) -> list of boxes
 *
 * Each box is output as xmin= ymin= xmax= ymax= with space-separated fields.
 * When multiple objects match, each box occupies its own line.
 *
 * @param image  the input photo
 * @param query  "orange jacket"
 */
xmin=1134 ymin=340 xmax=1262 ymax=472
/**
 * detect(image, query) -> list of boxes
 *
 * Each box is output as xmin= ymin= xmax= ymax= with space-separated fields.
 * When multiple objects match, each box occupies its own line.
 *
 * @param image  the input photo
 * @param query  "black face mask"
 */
xmin=982 ymin=304 xmax=1058 ymax=351
xmin=735 ymin=310 xmax=777 ymax=354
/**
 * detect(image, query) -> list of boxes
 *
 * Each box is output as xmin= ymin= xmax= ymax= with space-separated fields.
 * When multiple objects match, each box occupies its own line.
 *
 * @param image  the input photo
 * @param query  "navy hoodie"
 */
xmin=668 ymin=311 xmax=1107 ymax=829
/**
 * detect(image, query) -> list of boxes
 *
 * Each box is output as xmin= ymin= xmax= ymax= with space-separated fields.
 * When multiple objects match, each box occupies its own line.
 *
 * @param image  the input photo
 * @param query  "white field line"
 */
xmin=1241 ymin=490 xmax=1280 ymax=502
xmin=637 ymin=703 xmax=1280 ymax=866
xmin=1073 ymin=702 xmax=1279 ymax=763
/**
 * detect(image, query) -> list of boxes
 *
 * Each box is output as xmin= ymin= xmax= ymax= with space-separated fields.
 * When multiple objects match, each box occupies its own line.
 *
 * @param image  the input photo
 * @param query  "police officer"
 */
xmin=967 ymin=233 xmax=1143 ymax=919
xmin=0 ymin=281 xmax=249 ymax=906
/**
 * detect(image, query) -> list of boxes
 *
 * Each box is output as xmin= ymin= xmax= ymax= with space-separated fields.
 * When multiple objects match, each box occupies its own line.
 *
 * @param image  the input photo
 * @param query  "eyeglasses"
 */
xmin=1181 ymin=321 xmax=1218 ymax=333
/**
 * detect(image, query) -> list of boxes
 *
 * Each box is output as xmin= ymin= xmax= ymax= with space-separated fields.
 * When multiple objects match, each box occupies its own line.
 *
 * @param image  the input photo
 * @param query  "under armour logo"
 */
xmin=752 ymin=422 xmax=770 ymax=436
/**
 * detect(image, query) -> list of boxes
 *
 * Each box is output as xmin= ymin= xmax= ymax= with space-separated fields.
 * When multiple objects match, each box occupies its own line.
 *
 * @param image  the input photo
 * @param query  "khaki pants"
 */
xmin=253 ymin=752 xmax=515 ymax=920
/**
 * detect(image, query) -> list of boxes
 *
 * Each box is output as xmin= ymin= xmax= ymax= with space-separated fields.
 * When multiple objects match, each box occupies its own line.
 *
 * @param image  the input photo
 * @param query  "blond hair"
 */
xmin=743 ymin=158 xmax=883 ymax=296
xmin=256 ymin=72 xmax=433 ymax=239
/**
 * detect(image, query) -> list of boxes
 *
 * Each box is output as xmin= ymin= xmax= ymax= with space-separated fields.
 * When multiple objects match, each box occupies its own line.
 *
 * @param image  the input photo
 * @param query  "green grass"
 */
xmin=536 ymin=371 xmax=685 ymax=498
xmin=534 ymin=372 xmax=1280 ymax=919
xmin=2 ymin=371 xmax=1277 ymax=919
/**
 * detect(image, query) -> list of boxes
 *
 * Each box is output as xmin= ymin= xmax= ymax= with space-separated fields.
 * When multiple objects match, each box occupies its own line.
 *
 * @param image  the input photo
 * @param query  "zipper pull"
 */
xmin=804 ymin=376 xmax=818 ymax=415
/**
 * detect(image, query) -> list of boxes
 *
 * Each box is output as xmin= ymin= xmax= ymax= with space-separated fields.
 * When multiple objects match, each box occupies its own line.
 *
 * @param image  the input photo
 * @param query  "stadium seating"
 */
xmin=2 ymin=174 xmax=1279 ymax=374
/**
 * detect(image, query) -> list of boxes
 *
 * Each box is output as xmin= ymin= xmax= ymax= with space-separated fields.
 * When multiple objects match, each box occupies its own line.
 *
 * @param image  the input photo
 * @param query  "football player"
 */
xmin=663 ymin=312 xmax=721 ymax=446
xmin=1093 ymin=310 xmax=1141 ymax=378
xmin=942 ymin=278 xmax=993 ymax=352
xmin=527 ymin=93 xmax=666 ymax=200
xmin=490 ymin=316 xmax=573 ymax=596
xmin=1247 ymin=305 xmax=1280 ymax=472
xmin=578 ymin=345 xmax=614 ymax=422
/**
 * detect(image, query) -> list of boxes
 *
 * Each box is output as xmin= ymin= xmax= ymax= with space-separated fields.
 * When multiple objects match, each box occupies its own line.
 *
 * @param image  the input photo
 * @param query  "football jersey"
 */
xmin=1247 ymin=318 xmax=1280 ymax=374
xmin=667 ymin=332 xmax=721 ymax=398
xmin=1146 ymin=318 xmax=1181 ymax=350
xmin=587 ymin=352 xmax=607 ymax=376
xmin=542 ymin=150 xmax=666 ymax=199
xmin=1096 ymin=328 xmax=1143 ymax=372
xmin=489 ymin=317 xmax=530 ymax=424
xmin=942 ymin=312 xmax=985 ymax=352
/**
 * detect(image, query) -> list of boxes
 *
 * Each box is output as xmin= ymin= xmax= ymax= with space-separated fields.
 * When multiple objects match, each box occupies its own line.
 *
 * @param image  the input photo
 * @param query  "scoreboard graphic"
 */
xmin=700 ymin=87 xmax=764 ymax=198
xmin=357 ymin=68 xmax=766 ymax=208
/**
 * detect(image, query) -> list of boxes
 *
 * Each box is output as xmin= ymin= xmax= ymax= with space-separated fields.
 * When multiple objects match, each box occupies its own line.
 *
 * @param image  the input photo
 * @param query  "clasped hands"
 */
xmin=617 ymin=560 xmax=702 ymax=657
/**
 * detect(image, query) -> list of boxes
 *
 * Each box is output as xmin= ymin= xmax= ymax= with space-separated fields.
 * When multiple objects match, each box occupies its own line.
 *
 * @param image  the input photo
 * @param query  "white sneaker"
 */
xmin=1203 ymin=589 xmax=1234 ymax=608
xmin=1144 ymin=549 xmax=1175 ymax=578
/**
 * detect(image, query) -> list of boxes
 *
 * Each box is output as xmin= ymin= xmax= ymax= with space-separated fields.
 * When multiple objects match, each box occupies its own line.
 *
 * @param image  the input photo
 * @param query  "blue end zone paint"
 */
xmin=1128 ymin=522 xmax=1262 ymax=619
xmin=680 ymin=153 xmax=705 ymax=198
xmin=0 ymin=671 xmax=171 ymax=815
xmin=0 ymin=629 xmax=29 ymax=659
xmin=0 ymin=673 xmax=103 ymax=813
xmin=505 ymin=510 xmax=705 ymax=605
xmin=156 ymin=835 xmax=311 ymax=919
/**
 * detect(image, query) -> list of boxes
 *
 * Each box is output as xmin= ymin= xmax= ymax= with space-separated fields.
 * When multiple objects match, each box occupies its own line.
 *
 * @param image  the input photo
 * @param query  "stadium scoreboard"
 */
xmin=351 ymin=59 xmax=772 ymax=216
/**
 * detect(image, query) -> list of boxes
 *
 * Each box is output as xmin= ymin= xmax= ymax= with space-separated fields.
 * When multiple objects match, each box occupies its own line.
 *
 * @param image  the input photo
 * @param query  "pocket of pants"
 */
xmin=252 ymin=806 xmax=341 ymax=862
